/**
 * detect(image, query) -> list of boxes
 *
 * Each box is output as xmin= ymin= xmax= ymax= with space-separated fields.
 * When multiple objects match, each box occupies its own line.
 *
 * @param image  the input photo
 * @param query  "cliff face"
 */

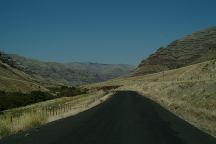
xmin=134 ymin=27 xmax=216 ymax=75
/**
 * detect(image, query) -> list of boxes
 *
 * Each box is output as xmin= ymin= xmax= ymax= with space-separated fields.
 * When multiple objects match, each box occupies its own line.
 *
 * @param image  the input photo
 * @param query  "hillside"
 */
xmin=0 ymin=53 xmax=47 ymax=92
xmin=134 ymin=27 xmax=216 ymax=75
xmin=9 ymin=54 xmax=134 ymax=86
xmin=86 ymin=59 xmax=216 ymax=137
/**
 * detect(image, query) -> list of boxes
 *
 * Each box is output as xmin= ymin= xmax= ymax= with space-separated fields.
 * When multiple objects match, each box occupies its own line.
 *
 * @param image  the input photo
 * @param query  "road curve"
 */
xmin=1 ymin=91 xmax=216 ymax=144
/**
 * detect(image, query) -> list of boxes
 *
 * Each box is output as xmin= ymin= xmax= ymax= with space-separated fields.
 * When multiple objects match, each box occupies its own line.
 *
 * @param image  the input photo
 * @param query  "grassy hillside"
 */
xmin=0 ymin=60 xmax=47 ymax=93
xmin=10 ymin=54 xmax=134 ymax=86
xmin=135 ymin=27 xmax=216 ymax=75
xmin=86 ymin=59 xmax=216 ymax=137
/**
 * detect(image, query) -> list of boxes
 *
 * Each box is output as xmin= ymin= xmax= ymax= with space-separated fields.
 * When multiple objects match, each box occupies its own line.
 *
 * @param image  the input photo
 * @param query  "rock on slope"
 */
xmin=134 ymin=27 xmax=216 ymax=75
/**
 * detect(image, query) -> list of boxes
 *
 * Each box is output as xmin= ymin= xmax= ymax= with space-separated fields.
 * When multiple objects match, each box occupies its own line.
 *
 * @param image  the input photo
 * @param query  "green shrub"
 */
xmin=0 ymin=86 xmax=88 ymax=112
xmin=49 ymin=86 xmax=87 ymax=97
xmin=0 ymin=91 xmax=53 ymax=111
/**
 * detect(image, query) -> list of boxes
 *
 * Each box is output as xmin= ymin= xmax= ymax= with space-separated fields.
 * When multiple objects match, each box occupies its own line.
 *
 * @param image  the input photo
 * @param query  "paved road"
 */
xmin=1 ymin=91 xmax=216 ymax=144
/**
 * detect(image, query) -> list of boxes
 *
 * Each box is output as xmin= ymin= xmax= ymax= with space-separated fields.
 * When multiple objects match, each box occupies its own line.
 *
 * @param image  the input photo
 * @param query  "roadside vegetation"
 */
xmin=0 ymin=91 xmax=53 ymax=111
xmin=0 ymin=89 xmax=113 ymax=139
xmin=0 ymin=86 xmax=87 ymax=112
xmin=86 ymin=59 xmax=216 ymax=138
xmin=48 ymin=86 xmax=88 ymax=97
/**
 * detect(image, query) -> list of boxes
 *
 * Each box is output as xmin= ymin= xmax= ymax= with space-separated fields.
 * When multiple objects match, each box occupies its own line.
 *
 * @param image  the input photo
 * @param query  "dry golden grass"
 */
xmin=0 ymin=90 xmax=112 ymax=139
xmin=2 ymin=59 xmax=216 ymax=138
xmin=0 ymin=112 xmax=47 ymax=138
xmin=0 ymin=61 xmax=48 ymax=92
xmin=85 ymin=59 xmax=216 ymax=137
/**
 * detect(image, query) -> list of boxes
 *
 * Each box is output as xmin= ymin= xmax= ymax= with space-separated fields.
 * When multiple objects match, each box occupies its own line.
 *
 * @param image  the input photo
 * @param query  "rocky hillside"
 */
xmin=134 ymin=27 xmax=216 ymax=75
xmin=9 ymin=54 xmax=134 ymax=86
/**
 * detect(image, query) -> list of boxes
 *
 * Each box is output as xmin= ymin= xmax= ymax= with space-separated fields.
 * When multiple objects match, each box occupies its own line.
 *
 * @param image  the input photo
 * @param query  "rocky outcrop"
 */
xmin=134 ymin=27 xmax=216 ymax=75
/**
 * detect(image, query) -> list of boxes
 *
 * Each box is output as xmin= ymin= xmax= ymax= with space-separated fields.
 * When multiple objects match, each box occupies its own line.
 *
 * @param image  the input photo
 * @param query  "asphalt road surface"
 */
xmin=1 ymin=91 xmax=216 ymax=144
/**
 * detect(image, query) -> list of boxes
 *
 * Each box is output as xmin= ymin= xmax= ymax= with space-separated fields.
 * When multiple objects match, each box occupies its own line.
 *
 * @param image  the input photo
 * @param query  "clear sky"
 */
xmin=0 ymin=0 xmax=216 ymax=65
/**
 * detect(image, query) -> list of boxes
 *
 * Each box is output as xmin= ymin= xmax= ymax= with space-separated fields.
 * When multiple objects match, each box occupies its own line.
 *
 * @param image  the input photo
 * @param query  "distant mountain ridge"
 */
xmin=134 ymin=27 xmax=216 ymax=75
xmin=8 ymin=54 xmax=134 ymax=86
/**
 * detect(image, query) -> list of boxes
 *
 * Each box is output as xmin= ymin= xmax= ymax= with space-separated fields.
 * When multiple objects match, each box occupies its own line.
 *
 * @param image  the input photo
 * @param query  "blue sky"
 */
xmin=0 ymin=0 xmax=216 ymax=65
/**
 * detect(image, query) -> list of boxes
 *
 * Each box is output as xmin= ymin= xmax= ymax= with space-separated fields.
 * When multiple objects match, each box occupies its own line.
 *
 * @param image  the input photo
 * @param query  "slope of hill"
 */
xmin=86 ymin=59 xmax=216 ymax=137
xmin=0 ymin=53 xmax=47 ymax=92
xmin=9 ymin=54 xmax=134 ymax=86
xmin=134 ymin=27 xmax=216 ymax=75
